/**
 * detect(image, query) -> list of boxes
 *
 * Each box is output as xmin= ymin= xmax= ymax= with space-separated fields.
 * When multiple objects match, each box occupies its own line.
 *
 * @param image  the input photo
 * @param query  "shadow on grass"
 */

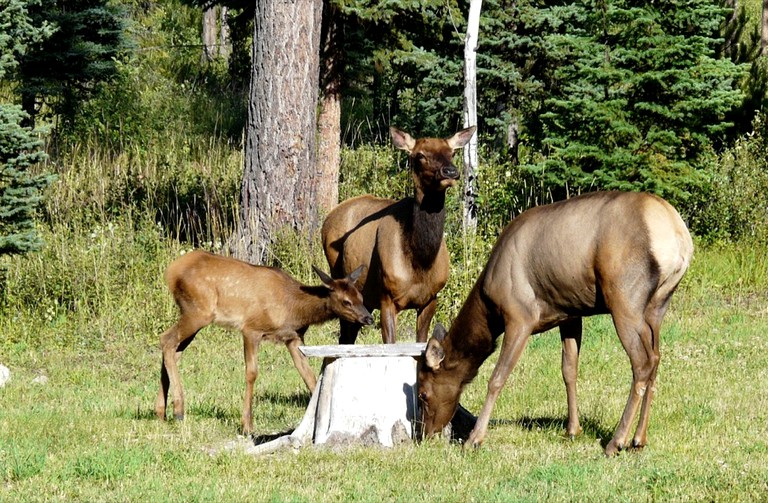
xmin=489 ymin=415 xmax=614 ymax=448
xmin=250 ymin=429 xmax=295 ymax=445
xmin=131 ymin=390 xmax=312 ymax=440
xmin=257 ymin=390 xmax=312 ymax=408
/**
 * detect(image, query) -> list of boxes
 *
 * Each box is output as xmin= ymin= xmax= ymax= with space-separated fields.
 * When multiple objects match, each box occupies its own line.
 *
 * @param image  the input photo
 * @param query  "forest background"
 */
xmin=1 ymin=0 xmax=768 ymax=500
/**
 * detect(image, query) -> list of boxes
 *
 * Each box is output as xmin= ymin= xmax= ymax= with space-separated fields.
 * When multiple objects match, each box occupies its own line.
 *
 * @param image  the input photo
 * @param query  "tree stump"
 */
xmin=243 ymin=343 xmax=477 ymax=455
xmin=313 ymin=355 xmax=418 ymax=447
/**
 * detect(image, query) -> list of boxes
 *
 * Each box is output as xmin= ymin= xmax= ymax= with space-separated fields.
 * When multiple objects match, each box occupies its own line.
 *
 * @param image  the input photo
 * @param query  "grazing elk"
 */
xmin=155 ymin=250 xmax=373 ymax=433
xmin=417 ymin=191 xmax=693 ymax=456
xmin=322 ymin=126 xmax=475 ymax=344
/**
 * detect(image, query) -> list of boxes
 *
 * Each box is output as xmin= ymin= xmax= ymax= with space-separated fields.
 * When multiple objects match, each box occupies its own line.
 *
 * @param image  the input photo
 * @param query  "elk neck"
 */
xmin=405 ymin=190 xmax=447 ymax=269
xmin=441 ymin=282 xmax=504 ymax=382
xmin=292 ymin=285 xmax=336 ymax=327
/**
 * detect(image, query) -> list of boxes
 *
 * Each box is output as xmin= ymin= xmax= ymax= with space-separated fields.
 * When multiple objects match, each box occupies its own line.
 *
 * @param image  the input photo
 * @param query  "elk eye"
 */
xmin=343 ymin=300 xmax=352 ymax=307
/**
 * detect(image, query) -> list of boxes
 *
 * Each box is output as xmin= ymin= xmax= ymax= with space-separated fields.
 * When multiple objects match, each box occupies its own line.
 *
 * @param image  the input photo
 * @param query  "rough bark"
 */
xmin=232 ymin=0 xmax=323 ymax=263
xmin=316 ymin=3 xmax=342 ymax=213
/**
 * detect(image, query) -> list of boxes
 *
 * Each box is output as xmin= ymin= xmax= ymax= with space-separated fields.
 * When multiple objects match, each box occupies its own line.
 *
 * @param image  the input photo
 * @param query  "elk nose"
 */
xmin=362 ymin=313 xmax=374 ymax=325
xmin=440 ymin=165 xmax=459 ymax=180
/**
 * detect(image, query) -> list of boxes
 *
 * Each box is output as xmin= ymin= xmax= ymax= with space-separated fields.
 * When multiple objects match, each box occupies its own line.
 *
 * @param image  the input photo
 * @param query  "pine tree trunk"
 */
xmin=201 ymin=7 xmax=218 ymax=63
xmin=462 ymin=0 xmax=482 ymax=232
xmin=316 ymin=4 xmax=342 ymax=213
xmin=232 ymin=0 xmax=323 ymax=263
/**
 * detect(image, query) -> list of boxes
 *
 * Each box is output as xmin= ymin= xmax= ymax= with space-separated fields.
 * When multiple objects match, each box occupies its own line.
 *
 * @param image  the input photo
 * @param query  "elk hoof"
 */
xmin=174 ymin=414 xmax=185 ymax=421
xmin=604 ymin=440 xmax=624 ymax=457
xmin=565 ymin=426 xmax=582 ymax=440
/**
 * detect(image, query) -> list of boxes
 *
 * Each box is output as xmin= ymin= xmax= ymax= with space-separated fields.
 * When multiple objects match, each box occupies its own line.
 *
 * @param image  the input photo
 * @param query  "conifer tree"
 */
xmin=0 ymin=0 xmax=54 ymax=256
xmin=525 ymin=0 xmax=746 ymax=204
xmin=12 ymin=0 xmax=130 ymax=128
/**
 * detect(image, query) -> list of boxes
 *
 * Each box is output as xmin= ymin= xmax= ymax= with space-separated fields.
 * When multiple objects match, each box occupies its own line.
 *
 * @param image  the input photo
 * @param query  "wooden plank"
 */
xmin=299 ymin=343 xmax=426 ymax=359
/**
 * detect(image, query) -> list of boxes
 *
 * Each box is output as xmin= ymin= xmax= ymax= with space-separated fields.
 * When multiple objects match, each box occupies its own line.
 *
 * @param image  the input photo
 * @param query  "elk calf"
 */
xmin=417 ymin=191 xmax=693 ymax=456
xmin=322 ymin=126 xmax=475 ymax=344
xmin=155 ymin=250 xmax=372 ymax=433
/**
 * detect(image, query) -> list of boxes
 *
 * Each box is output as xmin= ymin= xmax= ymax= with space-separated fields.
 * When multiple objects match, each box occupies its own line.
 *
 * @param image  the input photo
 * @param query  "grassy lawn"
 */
xmin=1 ymin=239 xmax=767 ymax=501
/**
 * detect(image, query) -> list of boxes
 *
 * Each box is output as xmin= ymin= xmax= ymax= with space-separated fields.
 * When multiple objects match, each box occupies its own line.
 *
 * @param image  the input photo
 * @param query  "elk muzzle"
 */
xmin=360 ymin=311 xmax=374 ymax=326
xmin=439 ymin=164 xmax=459 ymax=181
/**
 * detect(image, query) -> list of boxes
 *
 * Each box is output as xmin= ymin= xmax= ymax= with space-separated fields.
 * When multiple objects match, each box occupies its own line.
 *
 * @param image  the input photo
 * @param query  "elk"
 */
xmin=417 ymin=191 xmax=693 ymax=456
xmin=154 ymin=250 xmax=373 ymax=433
xmin=321 ymin=126 xmax=475 ymax=344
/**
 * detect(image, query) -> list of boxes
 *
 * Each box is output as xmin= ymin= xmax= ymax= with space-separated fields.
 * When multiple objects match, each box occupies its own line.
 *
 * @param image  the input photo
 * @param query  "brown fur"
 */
xmin=155 ymin=250 xmax=372 ymax=433
xmin=321 ymin=126 xmax=476 ymax=344
xmin=418 ymin=191 xmax=693 ymax=456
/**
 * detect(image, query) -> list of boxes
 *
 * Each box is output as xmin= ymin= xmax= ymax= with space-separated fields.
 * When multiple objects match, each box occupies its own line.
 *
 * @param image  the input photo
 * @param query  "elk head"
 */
xmin=417 ymin=323 xmax=464 ymax=438
xmin=390 ymin=126 xmax=476 ymax=199
xmin=313 ymin=265 xmax=374 ymax=326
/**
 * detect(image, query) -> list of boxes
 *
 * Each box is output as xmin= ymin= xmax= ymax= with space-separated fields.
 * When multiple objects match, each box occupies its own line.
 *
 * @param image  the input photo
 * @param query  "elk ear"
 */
xmin=447 ymin=126 xmax=476 ymax=150
xmin=425 ymin=336 xmax=446 ymax=371
xmin=347 ymin=265 xmax=365 ymax=284
xmin=312 ymin=266 xmax=334 ymax=288
xmin=390 ymin=127 xmax=416 ymax=152
xmin=432 ymin=323 xmax=447 ymax=342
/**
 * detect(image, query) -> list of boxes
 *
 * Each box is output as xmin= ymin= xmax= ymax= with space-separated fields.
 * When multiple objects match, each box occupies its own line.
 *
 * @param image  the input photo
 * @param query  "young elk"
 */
xmin=322 ymin=126 xmax=475 ymax=344
xmin=417 ymin=191 xmax=693 ymax=456
xmin=155 ymin=250 xmax=373 ymax=433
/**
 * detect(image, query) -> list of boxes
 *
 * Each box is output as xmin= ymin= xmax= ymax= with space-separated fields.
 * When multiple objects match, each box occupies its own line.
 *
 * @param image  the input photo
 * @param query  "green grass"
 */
xmin=1 ymin=219 xmax=767 ymax=500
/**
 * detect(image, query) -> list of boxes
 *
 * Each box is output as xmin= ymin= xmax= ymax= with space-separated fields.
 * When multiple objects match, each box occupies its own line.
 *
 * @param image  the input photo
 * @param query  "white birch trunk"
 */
xmin=462 ymin=0 xmax=483 ymax=232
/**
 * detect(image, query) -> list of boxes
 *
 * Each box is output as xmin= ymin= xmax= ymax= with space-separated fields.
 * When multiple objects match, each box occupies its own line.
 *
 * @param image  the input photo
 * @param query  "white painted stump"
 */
xmin=244 ymin=344 xmax=425 ymax=454
xmin=241 ymin=343 xmax=477 ymax=456
xmin=314 ymin=355 xmax=418 ymax=447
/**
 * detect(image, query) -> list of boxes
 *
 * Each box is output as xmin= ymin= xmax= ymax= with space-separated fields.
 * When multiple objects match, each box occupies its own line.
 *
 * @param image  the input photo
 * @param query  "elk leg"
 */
xmin=380 ymin=295 xmax=398 ymax=344
xmin=241 ymin=331 xmax=262 ymax=434
xmin=339 ymin=319 xmax=361 ymax=344
xmin=416 ymin=298 xmax=437 ymax=343
xmin=605 ymin=311 xmax=655 ymax=456
xmin=467 ymin=321 xmax=531 ymax=449
xmin=158 ymin=316 xmax=204 ymax=422
xmin=155 ymin=326 xmax=177 ymax=420
xmin=560 ymin=318 xmax=583 ymax=439
xmin=632 ymin=304 xmax=667 ymax=449
xmin=286 ymin=335 xmax=317 ymax=392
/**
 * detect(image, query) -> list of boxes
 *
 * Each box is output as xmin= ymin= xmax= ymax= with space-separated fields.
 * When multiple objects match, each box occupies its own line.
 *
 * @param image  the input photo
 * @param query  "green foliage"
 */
xmin=11 ymin=0 xmax=132 ymax=127
xmin=56 ymin=0 xmax=245 ymax=152
xmin=0 ymin=105 xmax=52 ymax=256
xmin=336 ymin=0 xmax=466 ymax=139
xmin=0 ymin=0 xmax=54 ymax=80
xmin=689 ymin=114 xmax=768 ymax=242
xmin=523 ymin=0 xmax=746 ymax=209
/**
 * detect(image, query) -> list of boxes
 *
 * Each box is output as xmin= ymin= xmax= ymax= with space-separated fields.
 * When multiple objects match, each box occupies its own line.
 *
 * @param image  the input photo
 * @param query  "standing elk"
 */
xmin=417 ymin=191 xmax=693 ymax=456
xmin=321 ymin=126 xmax=475 ymax=344
xmin=155 ymin=250 xmax=373 ymax=433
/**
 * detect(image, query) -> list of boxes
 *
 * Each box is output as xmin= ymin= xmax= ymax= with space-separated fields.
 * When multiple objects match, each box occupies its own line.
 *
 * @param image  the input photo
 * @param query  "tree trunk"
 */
xmin=762 ymin=0 xmax=768 ymax=56
xmin=723 ymin=0 xmax=739 ymax=58
xmin=219 ymin=6 xmax=231 ymax=60
xmin=316 ymin=3 xmax=342 ymax=213
xmin=507 ymin=115 xmax=520 ymax=166
xmin=462 ymin=0 xmax=482 ymax=232
xmin=232 ymin=0 xmax=323 ymax=263
xmin=201 ymin=7 xmax=218 ymax=63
